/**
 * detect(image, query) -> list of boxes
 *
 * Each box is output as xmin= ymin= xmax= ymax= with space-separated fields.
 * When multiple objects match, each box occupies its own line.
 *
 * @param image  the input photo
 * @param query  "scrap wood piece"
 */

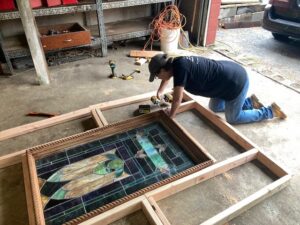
xmin=130 ymin=50 xmax=164 ymax=58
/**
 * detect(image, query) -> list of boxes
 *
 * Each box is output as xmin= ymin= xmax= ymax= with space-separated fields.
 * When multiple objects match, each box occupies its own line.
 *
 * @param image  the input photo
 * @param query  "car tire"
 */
xmin=272 ymin=33 xmax=289 ymax=42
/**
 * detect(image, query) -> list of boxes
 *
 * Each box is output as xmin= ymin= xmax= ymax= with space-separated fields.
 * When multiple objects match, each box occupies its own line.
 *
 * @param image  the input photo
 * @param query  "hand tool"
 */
xmin=121 ymin=69 xmax=140 ymax=80
xmin=151 ymin=96 xmax=161 ymax=105
xmin=163 ymin=93 xmax=173 ymax=103
xmin=108 ymin=60 xmax=117 ymax=79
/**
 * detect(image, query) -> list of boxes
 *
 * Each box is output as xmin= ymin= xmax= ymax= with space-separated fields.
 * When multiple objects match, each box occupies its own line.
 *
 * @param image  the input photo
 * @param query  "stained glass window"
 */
xmin=36 ymin=122 xmax=196 ymax=225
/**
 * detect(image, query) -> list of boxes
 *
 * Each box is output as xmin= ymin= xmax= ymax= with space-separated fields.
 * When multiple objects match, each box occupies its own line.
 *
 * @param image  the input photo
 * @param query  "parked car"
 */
xmin=262 ymin=0 xmax=300 ymax=41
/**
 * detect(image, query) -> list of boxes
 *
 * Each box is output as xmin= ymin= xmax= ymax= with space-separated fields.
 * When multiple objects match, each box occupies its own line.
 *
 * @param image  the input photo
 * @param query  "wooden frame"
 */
xmin=0 ymin=90 xmax=290 ymax=225
xmin=81 ymin=149 xmax=290 ymax=225
xmin=23 ymin=110 xmax=214 ymax=225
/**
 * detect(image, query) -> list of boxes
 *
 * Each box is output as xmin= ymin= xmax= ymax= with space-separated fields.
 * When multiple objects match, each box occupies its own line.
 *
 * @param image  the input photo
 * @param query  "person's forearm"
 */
xmin=168 ymin=86 xmax=184 ymax=118
xmin=169 ymin=100 xmax=181 ymax=118
xmin=157 ymin=80 xmax=169 ymax=96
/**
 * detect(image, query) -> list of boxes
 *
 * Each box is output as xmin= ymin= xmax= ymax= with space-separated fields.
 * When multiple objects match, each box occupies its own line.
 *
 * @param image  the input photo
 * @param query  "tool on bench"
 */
xmin=108 ymin=60 xmax=117 ymax=79
xmin=121 ymin=69 xmax=140 ymax=80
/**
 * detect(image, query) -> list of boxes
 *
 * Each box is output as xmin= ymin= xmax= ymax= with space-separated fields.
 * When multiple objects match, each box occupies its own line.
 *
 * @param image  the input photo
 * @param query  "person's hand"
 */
xmin=156 ymin=91 xmax=163 ymax=100
xmin=164 ymin=107 xmax=174 ymax=119
xmin=164 ymin=107 xmax=170 ymax=116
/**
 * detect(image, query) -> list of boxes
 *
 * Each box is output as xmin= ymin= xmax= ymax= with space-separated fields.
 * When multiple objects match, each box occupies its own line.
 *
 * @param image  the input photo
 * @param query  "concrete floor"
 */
xmin=0 ymin=29 xmax=299 ymax=225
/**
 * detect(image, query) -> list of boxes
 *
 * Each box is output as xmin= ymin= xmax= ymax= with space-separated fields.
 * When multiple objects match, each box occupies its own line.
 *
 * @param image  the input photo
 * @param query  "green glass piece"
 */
xmin=94 ymin=161 xmax=107 ymax=175
xmin=47 ymin=171 xmax=61 ymax=182
xmin=105 ymin=153 xmax=118 ymax=160
xmin=136 ymin=135 xmax=169 ymax=170
xmin=107 ymin=159 xmax=124 ymax=170
xmin=114 ymin=168 xmax=124 ymax=178
xmin=52 ymin=188 xmax=67 ymax=200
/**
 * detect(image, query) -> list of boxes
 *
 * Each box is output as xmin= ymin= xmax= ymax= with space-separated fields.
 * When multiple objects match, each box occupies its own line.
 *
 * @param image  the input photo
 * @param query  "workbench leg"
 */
xmin=2 ymin=52 xmax=14 ymax=75
xmin=96 ymin=0 xmax=108 ymax=57
xmin=0 ymin=33 xmax=14 ymax=75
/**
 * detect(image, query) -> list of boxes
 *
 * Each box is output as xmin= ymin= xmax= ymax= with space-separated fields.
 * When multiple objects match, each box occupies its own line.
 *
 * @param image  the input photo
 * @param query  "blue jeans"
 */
xmin=208 ymin=78 xmax=273 ymax=124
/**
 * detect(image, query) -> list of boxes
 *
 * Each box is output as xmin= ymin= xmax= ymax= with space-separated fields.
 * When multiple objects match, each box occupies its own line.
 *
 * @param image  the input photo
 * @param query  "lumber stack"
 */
xmin=219 ymin=1 xmax=267 ymax=29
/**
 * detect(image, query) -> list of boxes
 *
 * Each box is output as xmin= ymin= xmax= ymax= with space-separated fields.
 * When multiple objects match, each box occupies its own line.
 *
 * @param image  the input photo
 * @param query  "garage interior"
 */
xmin=0 ymin=0 xmax=299 ymax=225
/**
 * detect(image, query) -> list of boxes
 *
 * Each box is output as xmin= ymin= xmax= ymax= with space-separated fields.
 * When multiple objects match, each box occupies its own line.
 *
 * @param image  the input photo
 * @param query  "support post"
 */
xmin=96 ymin=0 xmax=107 ymax=56
xmin=16 ymin=0 xmax=50 ymax=85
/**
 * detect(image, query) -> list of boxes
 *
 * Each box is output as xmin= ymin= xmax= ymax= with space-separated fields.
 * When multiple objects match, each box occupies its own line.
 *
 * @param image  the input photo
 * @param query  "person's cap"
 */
xmin=149 ymin=54 xmax=168 ymax=82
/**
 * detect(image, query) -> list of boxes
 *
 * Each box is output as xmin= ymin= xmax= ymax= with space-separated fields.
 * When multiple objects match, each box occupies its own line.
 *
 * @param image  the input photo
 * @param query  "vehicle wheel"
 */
xmin=272 ymin=33 xmax=289 ymax=41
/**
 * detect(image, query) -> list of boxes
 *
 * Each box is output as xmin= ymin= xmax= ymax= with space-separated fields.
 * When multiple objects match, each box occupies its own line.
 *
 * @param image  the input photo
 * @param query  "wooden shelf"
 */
xmin=90 ymin=17 xmax=152 ymax=42
xmin=102 ymin=0 xmax=173 ymax=10
xmin=0 ymin=2 xmax=95 ymax=20
xmin=0 ymin=0 xmax=172 ymax=21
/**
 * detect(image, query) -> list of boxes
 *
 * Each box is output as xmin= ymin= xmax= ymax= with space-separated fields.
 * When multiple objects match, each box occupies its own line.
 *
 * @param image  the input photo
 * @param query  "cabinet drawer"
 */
xmin=39 ymin=23 xmax=91 ymax=51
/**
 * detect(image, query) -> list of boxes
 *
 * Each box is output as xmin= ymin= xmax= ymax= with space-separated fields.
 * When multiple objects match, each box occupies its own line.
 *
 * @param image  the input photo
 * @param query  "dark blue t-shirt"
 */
xmin=172 ymin=56 xmax=248 ymax=100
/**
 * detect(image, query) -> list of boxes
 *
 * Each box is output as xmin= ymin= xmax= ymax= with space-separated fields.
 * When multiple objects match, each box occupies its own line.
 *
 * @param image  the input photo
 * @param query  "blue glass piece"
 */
xmin=37 ymin=159 xmax=69 ymax=176
xmin=84 ymin=140 xmax=101 ymax=149
xmin=149 ymin=128 xmax=159 ymax=136
xmin=44 ymin=198 xmax=82 ymax=218
xmin=117 ymin=146 xmax=131 ymax=160
xmin=124 ymin=158 xmax=139 ymax=174
xmin=172 ymin=157 xmax=185 ymax=166
xmin=65 ymin=146 xmax=85 ymax=158
xmin=36 ymin=151 xmax=67 ymax=168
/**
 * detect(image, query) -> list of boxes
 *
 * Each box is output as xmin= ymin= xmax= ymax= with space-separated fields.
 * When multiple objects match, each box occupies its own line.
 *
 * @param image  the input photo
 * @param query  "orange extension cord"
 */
xmin=143 ymin=5 xmax=186 ymax=51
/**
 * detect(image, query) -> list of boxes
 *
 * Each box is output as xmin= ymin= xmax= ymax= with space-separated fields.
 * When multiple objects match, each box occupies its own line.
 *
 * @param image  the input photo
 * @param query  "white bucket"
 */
xmin=160 ymin=28 xmax=180 ymax=53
